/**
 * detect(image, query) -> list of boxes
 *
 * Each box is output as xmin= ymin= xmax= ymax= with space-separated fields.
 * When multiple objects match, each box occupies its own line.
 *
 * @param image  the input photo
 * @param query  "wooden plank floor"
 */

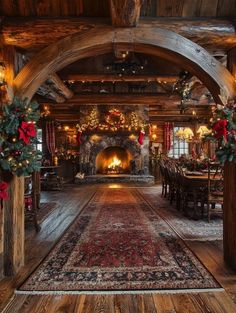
xmin=1 ymin=184 xmax=236 ymax=313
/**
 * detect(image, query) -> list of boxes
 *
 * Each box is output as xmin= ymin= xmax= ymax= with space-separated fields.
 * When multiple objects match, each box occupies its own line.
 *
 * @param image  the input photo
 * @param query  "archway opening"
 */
xmin=96 ymin=146 xmax=132 ymax=174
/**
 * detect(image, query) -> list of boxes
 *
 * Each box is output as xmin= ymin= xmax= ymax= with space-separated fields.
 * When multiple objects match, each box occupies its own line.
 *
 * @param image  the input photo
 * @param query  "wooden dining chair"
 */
xmin=207 ymin=162 xmax=224 ymax=222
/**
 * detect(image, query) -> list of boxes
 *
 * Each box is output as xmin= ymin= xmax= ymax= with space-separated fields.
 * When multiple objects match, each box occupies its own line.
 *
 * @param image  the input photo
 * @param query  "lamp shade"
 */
xmin=197 ymin=125 xmax=210 ymax=138
xmin=175 ymin=127 xmax=194 ymax=141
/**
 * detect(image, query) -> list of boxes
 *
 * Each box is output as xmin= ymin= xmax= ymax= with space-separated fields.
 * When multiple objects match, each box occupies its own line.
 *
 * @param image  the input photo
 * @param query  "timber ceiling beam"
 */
xmin=2 ymin=18 xmax=236 ymax=53
xmin=63 ymin=74 xmax=179 ymax=83
xmin=109 ymin=0 xmax=142 ymax=27
xmin=48 ymin=73 xmax=74 ymax=99
xmin=37 ymin=83 xmax=65 ymax=103
xmin=39 ymin=94 xmax=181 ymax=105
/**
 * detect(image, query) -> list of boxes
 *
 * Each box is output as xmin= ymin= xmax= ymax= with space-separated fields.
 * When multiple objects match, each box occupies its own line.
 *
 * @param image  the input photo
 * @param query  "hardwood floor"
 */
xmin=1 ymin=184 xmax=236 ymax=313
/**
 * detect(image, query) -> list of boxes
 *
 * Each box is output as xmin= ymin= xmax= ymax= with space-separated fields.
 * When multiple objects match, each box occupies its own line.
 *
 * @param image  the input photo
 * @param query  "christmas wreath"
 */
xmin=0 ymin=97 xmax=41 ymax=176
xmin=205 ymin=100 xmax=236 ymax=164
xmin=105 ymin=109 xmax=125 ymax=129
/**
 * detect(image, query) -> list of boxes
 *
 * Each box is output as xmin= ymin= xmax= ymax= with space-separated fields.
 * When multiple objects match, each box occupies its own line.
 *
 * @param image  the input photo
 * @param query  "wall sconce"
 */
xmin=0 ymin=62 xmax=6 ymax=87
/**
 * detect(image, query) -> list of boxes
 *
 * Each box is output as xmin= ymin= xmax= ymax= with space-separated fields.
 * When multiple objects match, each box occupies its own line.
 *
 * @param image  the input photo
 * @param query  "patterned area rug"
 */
xmin=19 ymin=189 xmax=220 ymax=294
xmin=138 ymin=187 xmax=223 ymax=241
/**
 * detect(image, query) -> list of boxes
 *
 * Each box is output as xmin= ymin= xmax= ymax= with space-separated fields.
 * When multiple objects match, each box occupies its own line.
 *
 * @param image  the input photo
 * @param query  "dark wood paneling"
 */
xmin=217 ymin=0 xmax=236 ymax=17
xmin=200 ymin=0 xmax=218 ymax=17
xmin=156 ymin=0 xmax=185 ymax=17
xmin=0 ymin=0 xmax=236 ymax=18
xmin=0 ymin=0 xmax=84 ymax=17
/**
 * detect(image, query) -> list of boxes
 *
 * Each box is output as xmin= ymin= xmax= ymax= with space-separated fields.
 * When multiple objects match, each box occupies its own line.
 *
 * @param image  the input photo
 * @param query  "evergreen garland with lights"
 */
xmin=0 ymin=97 xmax=41 ymax=176
xmin=205 ymin=100 xmax=236 ymax=164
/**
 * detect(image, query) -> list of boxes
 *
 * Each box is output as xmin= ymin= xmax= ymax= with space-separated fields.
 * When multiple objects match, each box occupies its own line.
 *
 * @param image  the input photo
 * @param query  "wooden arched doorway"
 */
xmin=13 ymin=26 xmax=236 ymax=101
xmin=6 ymin=25 xmax=236 ymax=275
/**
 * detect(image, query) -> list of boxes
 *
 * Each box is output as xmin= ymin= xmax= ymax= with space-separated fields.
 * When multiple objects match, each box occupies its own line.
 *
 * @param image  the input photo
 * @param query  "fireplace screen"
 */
xmin=96 ymin=146 xmax=132 ymax=174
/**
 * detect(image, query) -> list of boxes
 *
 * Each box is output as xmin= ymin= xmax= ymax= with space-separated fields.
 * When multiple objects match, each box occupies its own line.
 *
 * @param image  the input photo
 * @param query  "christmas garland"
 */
xmin=0 ymin=97 xmax=41 ymax=176
xmin=205 ymin=100 xmax=236 ymax=164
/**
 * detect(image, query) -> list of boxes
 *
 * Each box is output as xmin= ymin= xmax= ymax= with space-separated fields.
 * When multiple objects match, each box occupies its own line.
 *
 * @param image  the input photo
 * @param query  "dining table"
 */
xmin=181 ymin=171 xmax=222 ymax=217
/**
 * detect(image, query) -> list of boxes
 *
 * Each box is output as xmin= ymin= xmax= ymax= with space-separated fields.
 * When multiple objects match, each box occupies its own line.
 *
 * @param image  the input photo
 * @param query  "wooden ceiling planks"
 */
xmin=0 ymin=0 xmax=236 ymax=17
xmin=156 ymin=0 xmax=185 ymax=17
xmin=0 ymin=0 xmax=84 ymax=17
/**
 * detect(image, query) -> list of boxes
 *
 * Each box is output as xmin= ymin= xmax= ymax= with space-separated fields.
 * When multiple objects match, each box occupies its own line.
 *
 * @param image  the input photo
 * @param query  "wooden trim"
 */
xmin=13 ymin=26 xmax=236 ymax=103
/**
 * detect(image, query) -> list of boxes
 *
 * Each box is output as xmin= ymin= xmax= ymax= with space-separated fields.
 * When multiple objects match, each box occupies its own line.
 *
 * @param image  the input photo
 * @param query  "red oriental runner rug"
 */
xmin=18 ymin=188 xmax=221 ymax=294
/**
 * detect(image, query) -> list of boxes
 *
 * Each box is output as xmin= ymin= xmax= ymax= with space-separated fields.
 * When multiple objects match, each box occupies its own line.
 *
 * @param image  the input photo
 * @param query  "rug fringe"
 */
xmin=15 ymin=288 xmax=224 ymax=296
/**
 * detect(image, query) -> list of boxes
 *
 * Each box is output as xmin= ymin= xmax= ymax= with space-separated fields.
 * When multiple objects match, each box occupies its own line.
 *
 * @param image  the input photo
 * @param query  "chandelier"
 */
xmin=104 ymin=51 xmax=147 ymax=77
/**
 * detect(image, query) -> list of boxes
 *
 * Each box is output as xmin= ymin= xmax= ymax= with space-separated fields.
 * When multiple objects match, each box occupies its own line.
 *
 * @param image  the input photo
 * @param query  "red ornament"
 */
xmin=76 ymin=130 xmax=83 ymax=146
xmin=18 ymin=121 xmax=37 ymax=144
xmin=0 ymin=181 xmax=9 ymax=200
xmin=213 ymin=119 xmax=228 ymax=141
xmin=138 ymin=130 xmax=145 ymax=145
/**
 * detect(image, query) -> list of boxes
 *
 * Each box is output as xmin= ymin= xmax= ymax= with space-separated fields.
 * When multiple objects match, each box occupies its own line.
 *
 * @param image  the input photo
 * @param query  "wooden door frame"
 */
xmin=5 ymin=25 xmax=236 ymax=274
xmin=13 ymin=25 xmax=236 ymax=102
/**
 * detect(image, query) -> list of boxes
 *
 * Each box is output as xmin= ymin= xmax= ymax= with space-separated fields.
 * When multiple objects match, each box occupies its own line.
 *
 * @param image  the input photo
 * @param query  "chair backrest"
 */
xmin=208 ymin=162 xmax=224 ymax=196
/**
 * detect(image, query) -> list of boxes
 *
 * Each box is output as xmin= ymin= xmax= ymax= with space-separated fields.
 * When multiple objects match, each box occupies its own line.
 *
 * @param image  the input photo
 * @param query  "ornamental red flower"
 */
xmin=213 ymin=119 xmax=228 ymax=141
xmin=18 ymin=121 xmax=37 ymax=144
xmin=0 ymin=181 xmax=9 ymax=200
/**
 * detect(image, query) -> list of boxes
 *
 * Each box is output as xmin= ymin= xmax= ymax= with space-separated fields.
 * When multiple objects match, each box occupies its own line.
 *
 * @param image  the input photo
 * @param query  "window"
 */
xmin=168 ymin=126 xmax=189 ymax=158
xmin=36 ymin=128 xmax=43 ymax=153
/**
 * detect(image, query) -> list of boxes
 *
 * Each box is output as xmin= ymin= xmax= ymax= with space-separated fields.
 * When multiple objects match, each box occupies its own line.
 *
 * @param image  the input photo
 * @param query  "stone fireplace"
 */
xmin=76 ymin=105 xmax=154 ymax=183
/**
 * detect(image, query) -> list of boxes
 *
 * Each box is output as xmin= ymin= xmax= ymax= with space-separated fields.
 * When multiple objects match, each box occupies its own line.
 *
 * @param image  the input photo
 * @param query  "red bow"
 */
xmin=213 ymin=119 xmax=228 ymax=141
xmin=0 ymin=181 xmax=9 ymax=200
xmin=18 ymin=121 xmax=37 ymax=144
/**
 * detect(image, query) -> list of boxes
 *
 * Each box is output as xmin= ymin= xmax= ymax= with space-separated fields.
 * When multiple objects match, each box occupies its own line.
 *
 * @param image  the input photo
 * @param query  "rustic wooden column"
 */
xmin=224 ymin=48 xmax=236 ymax=270
xmin=3 ymin=176 xmax=25 ymax=276
xmin=1 ymin=45 xmax=25 ymax=276
xmin=109 ymin=0 xmax=142 ymax=26
xmin=223 ymin=162 xmax=236 ymax=270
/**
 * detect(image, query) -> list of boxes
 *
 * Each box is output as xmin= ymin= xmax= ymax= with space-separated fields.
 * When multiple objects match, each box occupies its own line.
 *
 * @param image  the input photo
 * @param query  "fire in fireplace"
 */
xmin=96 ymin=146 xmax=132 ymax=174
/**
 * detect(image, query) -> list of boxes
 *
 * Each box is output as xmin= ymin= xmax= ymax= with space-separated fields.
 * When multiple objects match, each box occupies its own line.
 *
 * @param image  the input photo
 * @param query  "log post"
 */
xmin=1 ymin=45 xmax=25 ymax=276
xmin=223 ymin=162 xmax=236 ymax=270
xmin=109 ymin=0 xmax=142 ymax=27
xmin=3 ymin=175 xmax=25 ymax=276
xmin=224 ymin=47 xmax=236 ymax=270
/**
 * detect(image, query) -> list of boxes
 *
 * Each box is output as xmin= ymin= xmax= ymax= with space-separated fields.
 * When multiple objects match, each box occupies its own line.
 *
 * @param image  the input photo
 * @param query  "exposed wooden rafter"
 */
xmin=109 ymin=0 xmax=142 ymax=27
xmin=48 ymin=73 xmax=74 ymax=99
xmin=2 ymin=18 xmax=236 ymax=53
xmin=37 ymin=83 xmax=65 ymax=103
xmin=39 ymin=94 xmax=181 ymax=105
xmin=63 ymin=74 xmax=179 ymax=83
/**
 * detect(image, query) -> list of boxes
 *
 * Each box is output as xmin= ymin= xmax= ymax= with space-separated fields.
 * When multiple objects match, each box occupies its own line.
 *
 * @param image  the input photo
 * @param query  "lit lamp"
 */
xmin=175 ymin=127 xmax=194 ymax=141
xmin=196 ymin=125 xmax=210 ymax=138
xmin=0 ymin=62 xmax=6 ymax=87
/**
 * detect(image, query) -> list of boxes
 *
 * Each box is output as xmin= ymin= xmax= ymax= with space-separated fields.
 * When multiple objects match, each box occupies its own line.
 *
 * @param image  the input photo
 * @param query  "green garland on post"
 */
xmin=205 ymin=100 xmax=236 ymax=164
xmin=0 ymin=97 xmax=41 ymax=176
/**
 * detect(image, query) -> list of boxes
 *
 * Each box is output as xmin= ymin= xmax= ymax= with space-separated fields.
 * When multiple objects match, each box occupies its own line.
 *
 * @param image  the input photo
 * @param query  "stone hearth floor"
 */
xmin=75 ymin=174 xmax=155 ymax=184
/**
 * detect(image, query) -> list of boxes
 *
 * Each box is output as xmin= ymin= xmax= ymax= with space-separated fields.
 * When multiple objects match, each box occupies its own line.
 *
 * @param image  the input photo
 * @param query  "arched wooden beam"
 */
xmin=13 ymin=26 xmax=236 ymax=103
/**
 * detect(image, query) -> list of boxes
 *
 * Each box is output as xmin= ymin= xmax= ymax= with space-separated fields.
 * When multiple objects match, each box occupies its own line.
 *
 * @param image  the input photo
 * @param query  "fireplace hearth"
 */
xmin=75 ymin=104 xmax=154 ymax=184
xmin=96 ymin=146 xmax=132 ymax=174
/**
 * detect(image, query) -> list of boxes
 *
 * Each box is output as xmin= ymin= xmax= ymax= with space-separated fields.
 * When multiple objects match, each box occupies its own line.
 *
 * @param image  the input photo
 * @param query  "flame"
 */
xmin=108 ymin=156 xmax=121 ymax=169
